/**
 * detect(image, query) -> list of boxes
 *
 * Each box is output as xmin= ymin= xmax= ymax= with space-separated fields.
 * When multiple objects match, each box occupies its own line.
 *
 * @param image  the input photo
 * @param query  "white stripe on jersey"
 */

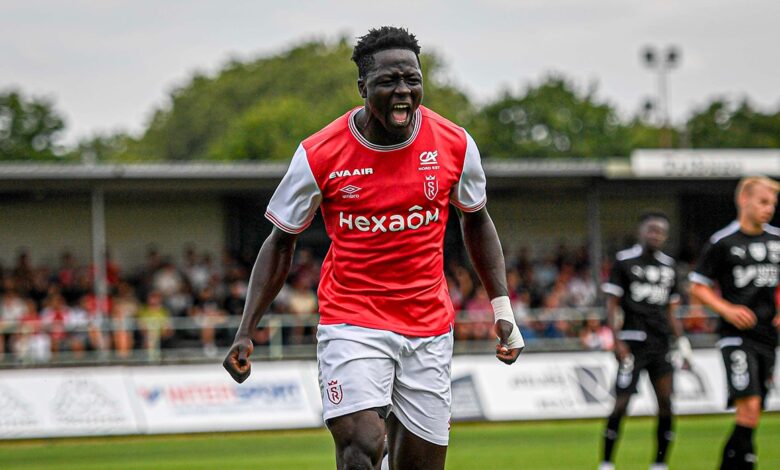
xmin=716 ymin=337 xmax=743 ymax=348
xmin=654 ymin=251 xmax=675 ymax=266
xmin=710 ymin=220 xmax=740 ymax=244
xmin=763 ymin=223 xmax=780 ymax=236
xmin=616 ymin=244 xmax=643 ymax=261
xmin=688 ymin=271 xmax=713 ymax=286
xmin=601 ymin=282 xmax=624 ymax=297
xmin=618 ymin=330 xmax=648 ymax=341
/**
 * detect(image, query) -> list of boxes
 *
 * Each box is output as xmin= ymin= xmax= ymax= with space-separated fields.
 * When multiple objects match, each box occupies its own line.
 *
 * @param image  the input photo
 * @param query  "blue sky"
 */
xmin=2 ymin=0 xmax=778 ymax=144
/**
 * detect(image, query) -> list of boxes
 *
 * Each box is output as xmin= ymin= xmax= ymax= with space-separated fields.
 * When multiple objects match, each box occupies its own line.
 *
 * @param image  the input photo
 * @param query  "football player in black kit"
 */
xmin=599 ymin=212 xmax=693 ymax=470
xmin=690 ymin=176 xmax=780 ymax=470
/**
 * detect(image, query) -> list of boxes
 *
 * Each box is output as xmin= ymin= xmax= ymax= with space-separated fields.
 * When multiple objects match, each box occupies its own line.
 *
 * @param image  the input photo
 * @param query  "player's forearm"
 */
xmin=235 ymin=229 xmax=297 ymax=339
xmin=667 ymin=303 xmax=684 ymax=337
xmin=459 ymin=208 xmax=508 ymax=298
xmin=606 ymin=295 xmax=621 ymax=337
xmin=689 ymin=283 xmax=733 ymax=318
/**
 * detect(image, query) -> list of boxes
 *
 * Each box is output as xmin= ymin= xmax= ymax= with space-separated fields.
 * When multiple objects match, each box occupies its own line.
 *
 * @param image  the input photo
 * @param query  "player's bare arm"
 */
xmin=689 ymin=283 xmax=757 ymax=330
xmin=223 ymin=228 xmax=298 ymax=383
xmin=459 ymin=207 xmax=523 ymax=364
xmin=605 ymin=294 xmax=629 ymax=362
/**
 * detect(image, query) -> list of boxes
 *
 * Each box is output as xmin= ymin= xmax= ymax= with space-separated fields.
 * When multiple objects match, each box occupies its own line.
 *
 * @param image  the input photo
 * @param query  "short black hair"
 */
xmin=639 ymin=210 xmax=670 ymax=225
xmin=352 ymin=26 xmax=421 ymax=78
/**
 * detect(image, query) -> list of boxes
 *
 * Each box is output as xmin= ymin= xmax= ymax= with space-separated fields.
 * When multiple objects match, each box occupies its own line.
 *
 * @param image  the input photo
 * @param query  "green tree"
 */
xmin=127 ymin=38 xmax=474 ymax=161
xmin=687 ymin=99 xmax=780 ymax=148
xmin=469 ymin=75 xmax=631 ymax=159
xmin=0 ymin=90 xmax=66 ymax=160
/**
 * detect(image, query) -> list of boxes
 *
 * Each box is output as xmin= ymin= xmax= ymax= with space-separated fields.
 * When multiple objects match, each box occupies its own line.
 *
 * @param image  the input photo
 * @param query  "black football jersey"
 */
xmin=602 ymin=245 xmax=679 ymax=342
xmin=691 ymin=221 xmax=780 ymax=348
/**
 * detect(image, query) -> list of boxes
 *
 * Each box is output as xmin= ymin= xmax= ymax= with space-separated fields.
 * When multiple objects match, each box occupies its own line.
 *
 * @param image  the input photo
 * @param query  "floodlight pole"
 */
xmin=642 ymin=45 xmax=680 ymax=147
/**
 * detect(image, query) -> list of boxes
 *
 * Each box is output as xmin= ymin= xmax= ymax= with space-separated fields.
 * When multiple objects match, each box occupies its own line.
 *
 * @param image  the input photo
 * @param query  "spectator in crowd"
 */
xmin=111 ymin=282 xmax=138 ymax=358
xmin=13 ymin=299 xmax=50 ymax=364
xmin=190 ymin=286 xmax=227 ymax=357
xmin=40 ymin=293 xmax=71 ymax=356
xmin=579 ymin=313 xmax=614 ymax=351
xmin=286 ymin=274 xmax=318 ymax=345
xmin=1 ymin=285 xmax=27 ymax=359
xmin=136 ymin=291 xmax=173 ymax=360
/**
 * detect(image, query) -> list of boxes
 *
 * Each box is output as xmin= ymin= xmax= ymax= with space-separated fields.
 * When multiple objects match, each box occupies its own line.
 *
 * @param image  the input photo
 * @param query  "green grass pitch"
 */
xmin=1 ymin=414 xmax=778 ymax=469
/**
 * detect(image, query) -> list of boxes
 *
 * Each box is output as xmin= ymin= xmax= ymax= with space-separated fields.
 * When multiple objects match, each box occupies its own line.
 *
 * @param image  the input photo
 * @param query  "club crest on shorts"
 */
xmin=424 ymin=175 xmax=438 ymax=201
xmin=327 ymin=380 xmax=343 ymax=405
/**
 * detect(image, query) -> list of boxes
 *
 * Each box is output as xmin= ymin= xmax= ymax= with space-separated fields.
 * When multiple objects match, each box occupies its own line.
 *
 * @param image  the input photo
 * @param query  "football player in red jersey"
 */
xmin=224 ymin=26 xmax=524 ymax=470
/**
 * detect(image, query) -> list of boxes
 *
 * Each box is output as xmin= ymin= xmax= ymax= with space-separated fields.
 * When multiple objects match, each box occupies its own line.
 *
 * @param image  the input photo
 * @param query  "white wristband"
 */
xmin=490 ymin=296 xmax=525 ymax=350
xmin=676 ymin=336 xmax=693 ymax=361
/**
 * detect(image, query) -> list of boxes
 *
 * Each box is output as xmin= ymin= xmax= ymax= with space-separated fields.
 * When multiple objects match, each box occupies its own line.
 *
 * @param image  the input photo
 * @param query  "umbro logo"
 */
xmin=340 ymin=185 xmax=361 ymax=199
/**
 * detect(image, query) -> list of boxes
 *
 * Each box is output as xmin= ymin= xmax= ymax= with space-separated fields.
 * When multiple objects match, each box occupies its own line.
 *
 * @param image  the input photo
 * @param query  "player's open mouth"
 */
xmin=391 ymin=104 xmax=411 ymax=125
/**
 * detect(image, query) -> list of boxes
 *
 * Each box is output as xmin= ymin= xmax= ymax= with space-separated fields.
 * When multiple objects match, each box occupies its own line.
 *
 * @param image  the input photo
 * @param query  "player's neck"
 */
xmin=738 ymin=216 xmax=764 ymax=236
xmin=355 ymin=108 xmax=415 ymax=146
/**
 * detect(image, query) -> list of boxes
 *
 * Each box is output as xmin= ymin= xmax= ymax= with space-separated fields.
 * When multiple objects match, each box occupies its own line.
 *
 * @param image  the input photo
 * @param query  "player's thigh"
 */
xmin=392 ymin=330 xmax=453 ymax=447
xmin=386 ymin=413 xmax=446 ymax=470
xmin=721 ymin=344 xmax=763 ymax=407
xmin=647 ymin=349 xmax=674 ymax=399
xmin=317 ymin=325 xmax=396 ymax=422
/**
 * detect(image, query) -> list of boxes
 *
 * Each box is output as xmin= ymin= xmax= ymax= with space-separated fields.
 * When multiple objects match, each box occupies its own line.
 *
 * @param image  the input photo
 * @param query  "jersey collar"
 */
xmin=348 ymin=107 xmax=422 ymax=152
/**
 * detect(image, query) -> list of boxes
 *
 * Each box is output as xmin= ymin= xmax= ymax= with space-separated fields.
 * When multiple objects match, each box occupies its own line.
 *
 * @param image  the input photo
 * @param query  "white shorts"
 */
xmin=316 ymin=323 xmax=453 ymax=446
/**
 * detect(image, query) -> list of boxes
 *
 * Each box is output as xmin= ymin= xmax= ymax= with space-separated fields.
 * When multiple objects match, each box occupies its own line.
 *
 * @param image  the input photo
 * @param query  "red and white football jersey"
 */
xmin=265 ymin=106 xmax=486 ymax=336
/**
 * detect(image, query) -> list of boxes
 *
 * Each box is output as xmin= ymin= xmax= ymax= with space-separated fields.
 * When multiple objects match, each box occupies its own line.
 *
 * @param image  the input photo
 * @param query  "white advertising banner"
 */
xmin=0 ymin=368 xmax=138 ymax=439
xmin=1 ymin=349 xmax=777 ymax=439
xmin=450 ymin=349 xmax=778 ymax=422
xmin=630 ymin=149 xmax=780 ymax=178
xmin=129 ymin=362 xmax=323 ymax=434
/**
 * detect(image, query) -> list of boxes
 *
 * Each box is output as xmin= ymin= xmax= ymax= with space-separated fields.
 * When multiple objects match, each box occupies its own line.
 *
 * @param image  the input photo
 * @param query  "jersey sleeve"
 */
xmin=264 ymin=144 xmax=322 ymax=234
xmin=450 ymin=130 xmax=487 ymax=212
xmin=689 ymin=242 xmax=722 ymax=287
xmin=601 ymin=259 xmax=625 ymax=297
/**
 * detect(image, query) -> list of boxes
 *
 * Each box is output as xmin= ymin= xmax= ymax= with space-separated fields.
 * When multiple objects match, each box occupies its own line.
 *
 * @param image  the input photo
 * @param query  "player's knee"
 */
xmin=340 ymin=434 xmax=385 ymax=470
xmin=657 ymin=396 xmax=672 ymax=416
xmin=735 ymin=396 xmax=762 ymax=427
xmin=610 ymin=396 xmax=630 ymax=417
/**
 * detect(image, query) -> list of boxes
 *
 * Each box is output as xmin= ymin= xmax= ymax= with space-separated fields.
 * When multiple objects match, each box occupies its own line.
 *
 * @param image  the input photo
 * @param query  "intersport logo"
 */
xmin=339 ymin=205 xmax=440 ymax=233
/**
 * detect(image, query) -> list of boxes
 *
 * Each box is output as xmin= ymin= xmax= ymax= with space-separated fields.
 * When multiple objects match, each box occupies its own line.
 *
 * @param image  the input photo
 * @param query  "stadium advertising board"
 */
xmin=0 ymin=368 xmax=138 ymax=439
xmin=130 ymin=362 xmax=322 ymax=434
xmin=631 ymin=149 xmax=780 ymax=178
xmin=0 ymin=350 xmax=777 ymax=439
xmin=451 ymin=349 xmax=776 ymax=422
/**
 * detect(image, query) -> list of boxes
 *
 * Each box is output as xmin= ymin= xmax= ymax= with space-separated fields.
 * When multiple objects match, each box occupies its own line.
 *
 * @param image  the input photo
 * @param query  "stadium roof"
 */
xmin=0 ymin=160 xmax=610 ymax=193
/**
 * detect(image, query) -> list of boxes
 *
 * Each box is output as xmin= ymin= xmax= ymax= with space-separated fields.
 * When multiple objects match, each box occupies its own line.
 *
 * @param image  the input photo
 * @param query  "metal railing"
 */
xmin=0 ymin=306 xmax=720 ymax=368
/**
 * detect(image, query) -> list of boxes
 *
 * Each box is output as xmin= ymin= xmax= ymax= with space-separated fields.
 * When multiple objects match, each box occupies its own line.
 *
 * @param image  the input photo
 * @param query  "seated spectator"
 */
xmin=13 ymin=299 xmax=50 ymax=364
xmin=190 ymin=286 xmax=227 ymax=357
xmin=40 ymin=293 xmax=71 ymax=355
xmin=111 ymin=282 xmax=138 ymax=358
xmin=579 ymin=313 xmax=614 ymax=351
xmin=286 ymin=275 xmax=318 ymax=345
xmin=1 ymin=286 xmax=27 ymax=359
xmin=136 ymin=291 xmax=173 ymax=360
xmin=459 ymin=286 xmax=494 ymax=341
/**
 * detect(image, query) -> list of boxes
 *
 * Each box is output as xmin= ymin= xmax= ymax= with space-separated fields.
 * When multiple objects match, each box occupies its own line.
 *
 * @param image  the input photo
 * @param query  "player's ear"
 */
xmin=357 ymin=78 xmax=367 ymax=99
